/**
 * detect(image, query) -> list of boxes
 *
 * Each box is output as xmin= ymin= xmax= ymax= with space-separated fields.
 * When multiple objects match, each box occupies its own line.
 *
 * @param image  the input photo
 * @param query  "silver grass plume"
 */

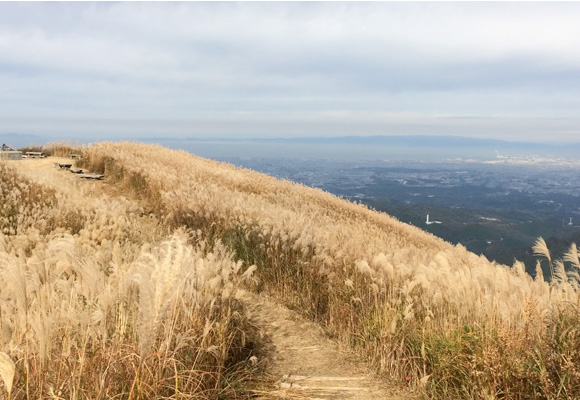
xmin=0 ymin=351 xmax=15 ymax=396
xmin=0 ymin=253 xmax=28 ymax=314
xmin=553 ymin=260 xmax=567 ymax=284
xmin=563 ymin=243 xmax=580 ymax=270
xmin=130 ymin=233 xmax=192 ymax=357
xmin=535 ymin=260 xmax=544 ymax=282
xmin=533 ymin=237 xmax=554 ymax=279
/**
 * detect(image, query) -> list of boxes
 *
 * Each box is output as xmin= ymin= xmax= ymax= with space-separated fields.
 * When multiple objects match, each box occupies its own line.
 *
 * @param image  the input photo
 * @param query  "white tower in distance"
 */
xmin=426 ymin=214 xmax=441 ymax=225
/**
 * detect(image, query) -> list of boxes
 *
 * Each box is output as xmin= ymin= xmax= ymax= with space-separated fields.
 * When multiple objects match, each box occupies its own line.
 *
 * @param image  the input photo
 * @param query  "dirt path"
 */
xmin=9 ymin=157 xmax=109 ymax=198
xmin=239 ymin=290 xmax=413 ymax=399
xmin=11 ymin=157 xmax=128 ymax=199
xmin=9 ymin=158 xmax=414 ymax=400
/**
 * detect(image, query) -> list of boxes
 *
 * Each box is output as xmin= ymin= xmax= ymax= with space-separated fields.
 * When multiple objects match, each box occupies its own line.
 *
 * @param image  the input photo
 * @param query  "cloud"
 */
xmin=1 ymin=2 xmax=580 ymax=142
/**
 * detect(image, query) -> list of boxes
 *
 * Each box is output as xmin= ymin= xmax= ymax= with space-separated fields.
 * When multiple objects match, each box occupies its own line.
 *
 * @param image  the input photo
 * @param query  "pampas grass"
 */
xmin=76 ymin=141 xmax=580 ymax=399
xmin=533 ymin=237 xmax=553 ymax=279
xmin=0 ymin=351 xmax=15 ymax=397
xmin=0 ymin=158 xmax=258 ymax=399
xmin=4 ymin=141 xmax=580 ymax=399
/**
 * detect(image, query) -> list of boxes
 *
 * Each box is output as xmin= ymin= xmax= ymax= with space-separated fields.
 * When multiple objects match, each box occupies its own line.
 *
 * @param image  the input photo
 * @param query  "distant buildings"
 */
xmin=426 ymin=214 xmax=442 ymax=225
xmin=0 ymin=143 xmax=22 ymax=160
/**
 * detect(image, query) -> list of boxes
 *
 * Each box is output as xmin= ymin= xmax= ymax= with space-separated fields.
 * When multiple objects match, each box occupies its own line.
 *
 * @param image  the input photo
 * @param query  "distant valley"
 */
xmin=197 ymin=143 xmax=580 ymax=277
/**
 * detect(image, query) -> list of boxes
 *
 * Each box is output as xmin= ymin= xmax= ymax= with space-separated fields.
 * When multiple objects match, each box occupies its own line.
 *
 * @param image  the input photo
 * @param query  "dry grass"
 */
xmin=3 ymin=141 xmax=580 ymax=399
xmin=17 ymin=141 xmax=84 ymax=158
xmin=0 ymin=161 xmax=259 ymax=399
xmin=76 ymin=141 xmax=580 ymax=399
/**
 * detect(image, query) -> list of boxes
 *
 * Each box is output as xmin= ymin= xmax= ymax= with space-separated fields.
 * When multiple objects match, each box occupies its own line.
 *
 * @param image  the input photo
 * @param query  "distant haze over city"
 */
xmin=1 ymin=2 xmax=580 ymax=143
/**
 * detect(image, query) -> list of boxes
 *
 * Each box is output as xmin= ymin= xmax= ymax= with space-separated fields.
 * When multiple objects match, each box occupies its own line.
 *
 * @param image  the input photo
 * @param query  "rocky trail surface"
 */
xmin=10 ymin=157 xmax=414 ymax=400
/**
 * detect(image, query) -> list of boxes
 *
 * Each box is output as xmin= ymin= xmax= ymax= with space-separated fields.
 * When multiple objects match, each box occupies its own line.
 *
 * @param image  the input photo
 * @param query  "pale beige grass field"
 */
xmin=1 ymin=154 xmax=412 ymax=399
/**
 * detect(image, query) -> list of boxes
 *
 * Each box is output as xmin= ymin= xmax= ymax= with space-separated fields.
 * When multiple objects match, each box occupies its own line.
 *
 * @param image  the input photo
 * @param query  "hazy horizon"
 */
xmin=4 ymin=133 xmax=580 ymax=164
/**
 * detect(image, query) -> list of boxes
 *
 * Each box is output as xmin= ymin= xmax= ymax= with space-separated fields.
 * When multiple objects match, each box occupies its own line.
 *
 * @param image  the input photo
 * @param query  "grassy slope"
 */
xmin=1 ymin=140 xmax=572 ymax=400
xmin=0 ymin=159 xmax=260 ymax=399
xmin=74 ymin=142 xmax=580 ymax=399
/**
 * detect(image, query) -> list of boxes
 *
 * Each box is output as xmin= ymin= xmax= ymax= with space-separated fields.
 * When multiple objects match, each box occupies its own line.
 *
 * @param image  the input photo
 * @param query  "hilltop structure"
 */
xmin=426 ymin=214 xmax=442 ymax=225
xmin=0 ymin=143 xmax=22 ymax=160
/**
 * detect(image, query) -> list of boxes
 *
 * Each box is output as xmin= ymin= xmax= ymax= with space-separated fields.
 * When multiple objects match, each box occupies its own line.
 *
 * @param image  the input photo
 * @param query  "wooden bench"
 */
xmin=26 ymin=152 xmax=46 ymax=158
xmin=69 ymin=168 xmax=83 ymax=174
xmin=69 ymin=154 xmax=82 ymax=159
xmin=79 ymin=173 xmax=105 ymax=180
xmin=58 ymin=163 xmax=72 ymax=169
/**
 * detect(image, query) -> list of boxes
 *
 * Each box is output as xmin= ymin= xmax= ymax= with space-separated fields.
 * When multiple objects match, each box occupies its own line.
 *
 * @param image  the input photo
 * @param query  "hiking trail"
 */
xmin=12 ymin=157 xmax=415 ymax=400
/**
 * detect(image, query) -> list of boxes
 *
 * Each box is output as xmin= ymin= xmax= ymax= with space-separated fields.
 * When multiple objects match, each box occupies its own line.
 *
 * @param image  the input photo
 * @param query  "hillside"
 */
xmin=360 ymin=197 xmax=568 ymax=273
xmin=1 ymin=142 xmax=579 ymax=399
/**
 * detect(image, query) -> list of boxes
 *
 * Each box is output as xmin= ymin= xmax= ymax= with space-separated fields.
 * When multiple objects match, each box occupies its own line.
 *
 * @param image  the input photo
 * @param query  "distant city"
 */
xmin=220 ymin=156 xmax=580 ymax=276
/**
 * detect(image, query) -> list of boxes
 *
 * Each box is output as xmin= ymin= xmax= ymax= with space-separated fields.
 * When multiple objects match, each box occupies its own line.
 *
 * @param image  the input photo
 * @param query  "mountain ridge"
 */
xmin=144 ymin=134 xmax=580 ymax=149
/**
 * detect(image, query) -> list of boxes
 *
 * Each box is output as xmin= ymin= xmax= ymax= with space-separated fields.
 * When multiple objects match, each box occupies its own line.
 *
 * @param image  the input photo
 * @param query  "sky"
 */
xmin=1 ymin=2 xmax=580 ymax=144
